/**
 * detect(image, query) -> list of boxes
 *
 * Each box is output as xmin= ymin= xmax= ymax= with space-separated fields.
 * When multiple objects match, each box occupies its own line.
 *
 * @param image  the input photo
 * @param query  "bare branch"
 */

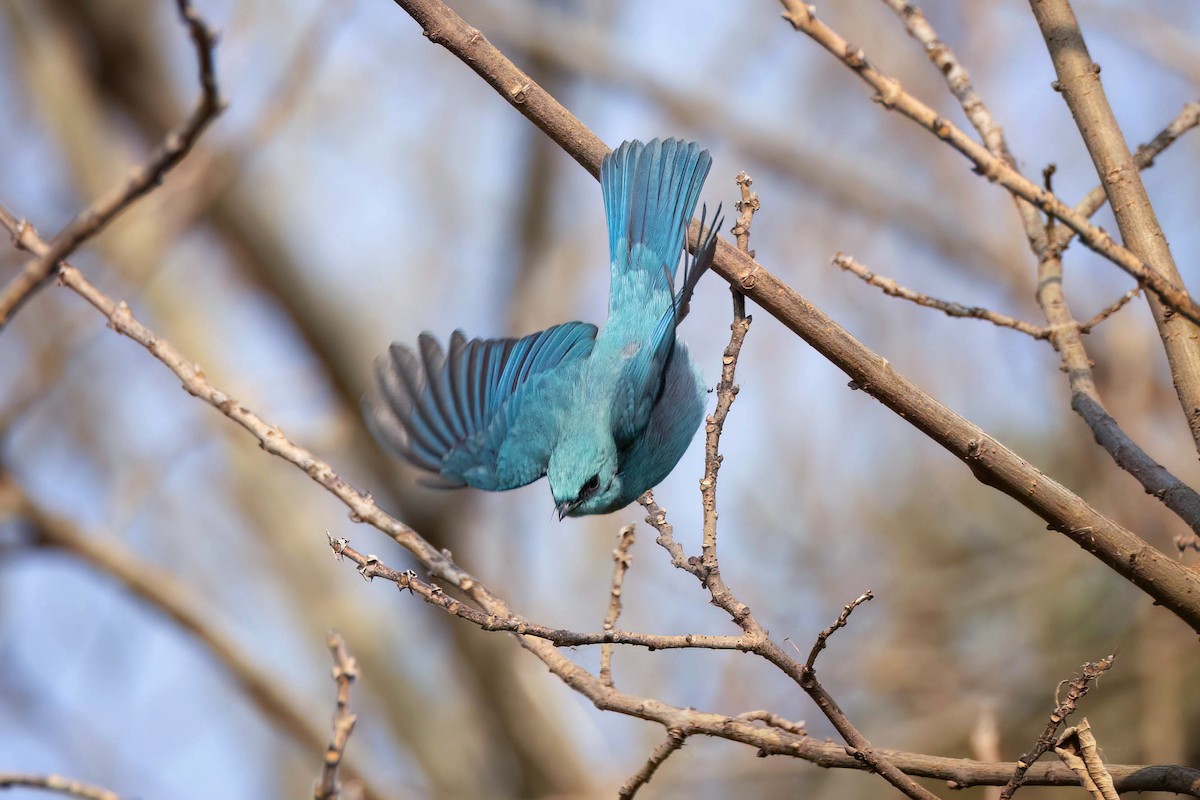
xmin=0 ymin=774 xmax=122 ymax=800
xmin=1078 ymin=287 xmax=1141 ymax=334
xmin=0 ymin=0 xmax=224 ymax=330
xmin=601 ymin=524 xmax=637 ymax=687
xmin=1029 ymin=0 xmax=1200 ymax=457
xmin=1000 ymin=655 xmax=1115 ymax=799
xmin=617 ymin=729 xmax=686 ymax=799
xmin=329 ymin=535 xmax=756 ymax=652
xmin=797 ymin=593 xmax=941 ymax=800
xmin=803 ymin=591 xmax=873 ymax=671
xmin=694 ymin=168 xmax=756 ymax=630
xmin=314 ymin=633 xmax=360 ymax=800
xmin=834 ymin=253 xmax=1048 ymax=339
xmin=775 ymin=0 xmax=1200 ymax=327
xmin=736 ymin=710 xmax=807 ymax=736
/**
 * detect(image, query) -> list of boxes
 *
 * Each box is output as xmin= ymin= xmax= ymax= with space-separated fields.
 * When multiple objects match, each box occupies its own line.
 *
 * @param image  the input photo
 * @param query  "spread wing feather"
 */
xmin=366 ymin=322 xmax=597 ymax=489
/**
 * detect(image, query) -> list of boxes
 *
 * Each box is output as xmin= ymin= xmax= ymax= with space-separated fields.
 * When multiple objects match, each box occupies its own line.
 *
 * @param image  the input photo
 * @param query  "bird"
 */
xmin=364 ymin=138 xmax=721 ymax=518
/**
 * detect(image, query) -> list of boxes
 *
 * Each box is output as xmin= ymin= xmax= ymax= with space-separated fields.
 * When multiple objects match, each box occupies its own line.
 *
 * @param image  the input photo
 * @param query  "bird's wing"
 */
xmin=615 ymin=207 xmax=723 ymax=442
xmin=365 ymin=322 xmax=597 ymax=490
xmin=601 ymin=138 xmax=719 ymax=446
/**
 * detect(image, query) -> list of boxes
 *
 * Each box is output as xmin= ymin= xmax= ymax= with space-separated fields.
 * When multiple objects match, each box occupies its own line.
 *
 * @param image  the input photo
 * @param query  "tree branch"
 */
xmin=314 ymin=633 xmax=360 ymax=800
xmin=0 ymin=0 xmax=224 ymax=330
xmin=834 ymin=253 xmax=1048 ymax=339
xmin=600 ymin=524 xmax=637 ymax=687
xmin=1030 ymin=0 xmax=1200 ymax=457
xmin=775 ymin=0 xmax=1200 ymax=328
xmin=379 ymin=0 xmax=1200 ymax=630
xmin=617 ymin=729 xmax=687 ymax=799
xmin=1000 ymin=655 xmax=1115 ymax=799
xmin=0 ymin=774 xmax=122 ymax=800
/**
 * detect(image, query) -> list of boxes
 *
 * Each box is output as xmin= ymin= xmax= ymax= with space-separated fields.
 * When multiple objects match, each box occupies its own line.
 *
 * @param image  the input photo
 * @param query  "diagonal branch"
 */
xmin=878 ymin=1 xmax=1200 ymax=539
xmin=387 ymin=0 xmax=1200 ymax=632
xmin=0 ymin=774 xmax=122 ymax=800
xmin=1029 ymin=0 xmax=1200 ymax=456
xmin=0 ymin=0 xmax=224 ymax=331
xmin=2 ymin=206 xmax=1194 ymax=794
xmin=775 ymin=1 xmax=1200 ymax=328
xmin=1001 ymin=655 xmax=1115 ymax=799
xmin=618 ymin=729 xmax=686 ymax=799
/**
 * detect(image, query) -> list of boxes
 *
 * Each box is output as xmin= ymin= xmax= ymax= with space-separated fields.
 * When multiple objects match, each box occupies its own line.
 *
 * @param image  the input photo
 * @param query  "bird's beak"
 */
xmin=555 ymin=499 xmax=579 ymax=520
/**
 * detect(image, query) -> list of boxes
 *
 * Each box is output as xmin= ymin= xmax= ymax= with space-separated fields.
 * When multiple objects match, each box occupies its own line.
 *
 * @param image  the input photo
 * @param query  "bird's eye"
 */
xmin=581 ymin=474 xmax=600 ymax=496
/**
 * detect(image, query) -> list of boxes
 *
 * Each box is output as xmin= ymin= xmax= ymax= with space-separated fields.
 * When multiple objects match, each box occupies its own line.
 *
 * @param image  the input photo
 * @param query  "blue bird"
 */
xmin=365 ymin=139 xmax=721 ymax=517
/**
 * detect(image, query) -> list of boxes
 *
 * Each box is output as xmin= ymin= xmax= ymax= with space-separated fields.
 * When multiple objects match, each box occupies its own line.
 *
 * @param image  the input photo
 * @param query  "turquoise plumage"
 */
xmin=365 ymin=138 xmax=720 ymax=516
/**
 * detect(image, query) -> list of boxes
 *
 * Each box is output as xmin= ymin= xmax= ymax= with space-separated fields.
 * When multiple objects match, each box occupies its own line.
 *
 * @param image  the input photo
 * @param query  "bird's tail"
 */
xmin=602 ymin=138 xmax=712 ymax=287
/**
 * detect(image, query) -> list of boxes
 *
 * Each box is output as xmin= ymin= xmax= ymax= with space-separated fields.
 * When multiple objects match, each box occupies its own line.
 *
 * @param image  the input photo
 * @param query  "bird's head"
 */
xmin=547 ymin=435 xmax=621 ymax=518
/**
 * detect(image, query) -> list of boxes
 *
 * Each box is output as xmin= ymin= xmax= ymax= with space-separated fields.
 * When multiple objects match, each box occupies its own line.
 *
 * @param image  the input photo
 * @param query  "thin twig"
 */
xmin=877 ymin=0 xmax=1200 ymax=541
xmin=617 ymin=729 xmax=687 ymax=799
xmin=834 ymin=253 xmax=1048 ymax=339
xmin=776 ymin=0 xmax=1200 ymax=328
xmin=797 ymin=592 xmax=940 ymax=800
xmin=803 ymin=591 xmax=873 ymax=671
xmin=1000 ymin=654 xmax=1116 ymax=799
xmin=314 ymin=633 xmax=360 ymax=800
xmin=600 ymin=524 xmax=637 ymax=687
xmin=0 ymin=774 xmax=122 ymax=800
xmin=1079 ymin=287 xmax=1142 ymax=333
xmin=737 ymin=710 xmax=807 ymax=736
xmin=694 ymin=169 xmax=756 ymax=628
xmin=0 ymin=0 xmax=224 ymax=330
xmin=329 ymin=535 xmax=757 ymax=652
xmin=637 ymin=491 xmax=695 ymax=577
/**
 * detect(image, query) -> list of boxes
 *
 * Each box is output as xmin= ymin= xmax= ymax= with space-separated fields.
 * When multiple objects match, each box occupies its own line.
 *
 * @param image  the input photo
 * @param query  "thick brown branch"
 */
xmin=1030 ymin=0 xmax=1200 ymax=456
